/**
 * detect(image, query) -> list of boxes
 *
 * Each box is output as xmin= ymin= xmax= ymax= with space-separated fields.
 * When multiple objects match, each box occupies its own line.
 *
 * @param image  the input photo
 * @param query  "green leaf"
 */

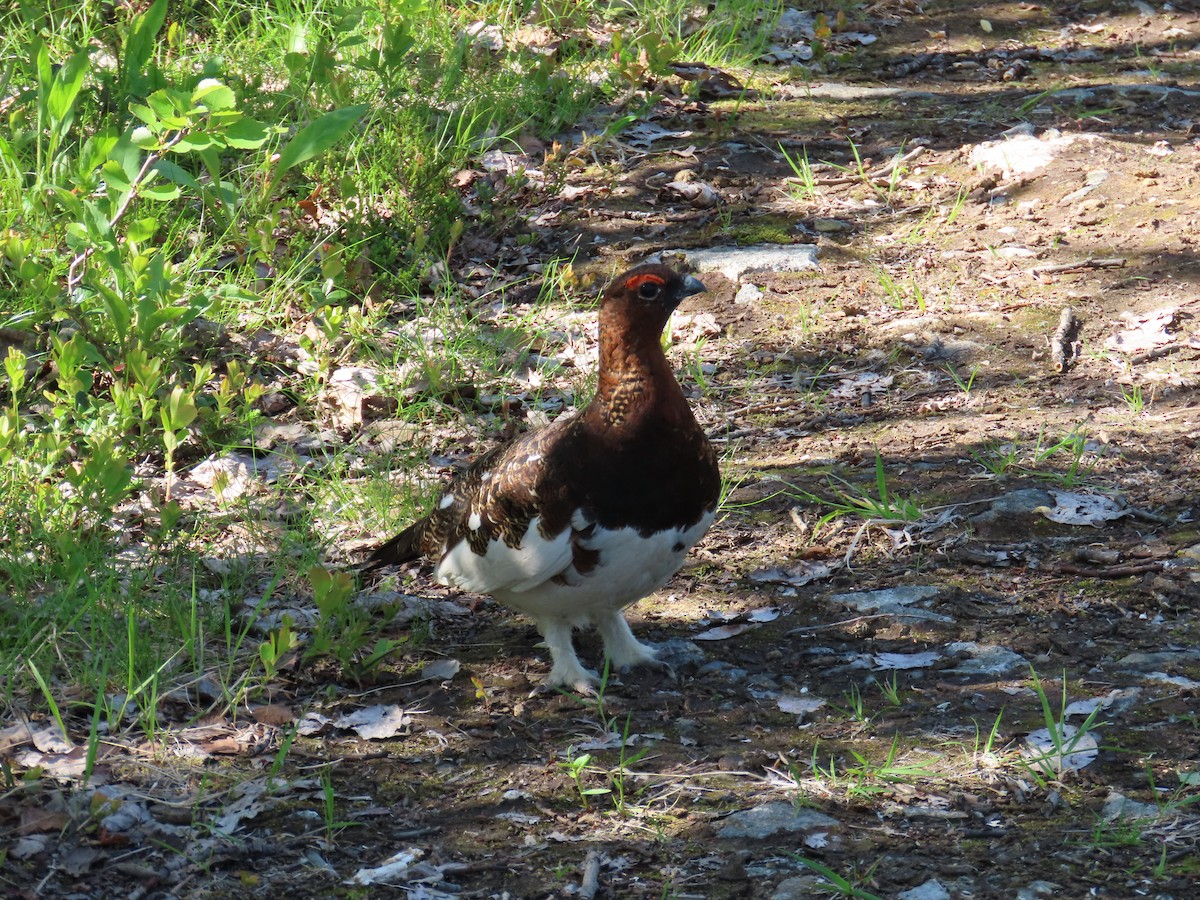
xmin=130 ymin=125 xmax=158 ymax=149
xmin=84 ymin=201 xmax=118 ymax=251
xmin=101 ymin=159 xmax=132 ymax=194
xmin=129 ymin=104 xmax=159 ymax=129
xmin=151 ymin=159 xmax=202 ymax=193
xmin=269 ymin=105 xmax=368 ymax=189
xmin=174 ymin=131 xmax=221 ymax=153
xmin=158 ymin=499 xmax=183 ymax=533
xmin=162 ymin=385 xmax=198 ymax=431
xmin=48 ymin=184 xmax=84 ymax=218
xmin=0 ymin=134 xmax=16 ymax=172
xmin=33 ymin=38 xmax=53 ymax=110
xmin=107 ymin=131 xmax=142 ymax=184
xmin=147 ymin=90 xmax=179 ymax=122
xmin=190 ymin=78 xmax=235 ymax=111
xmin=223 ymin=117 xmax=269 ymax=149
xmin=4 ymin=348 xmax=27 ymax=393
xmin=47 ymin=49 xmax=89 ymax=133
xmin=379 ymin=21 xmax=416 ymax=68
xmin=282 ymin=51 xmax=308 ymax=76
xmin=143 ymin=306 xmax=190 ymax=334
xmin=309 ymin=565 xmax=354 ymax=619
xmin=126 ymin=218 xmax=158 ymax=244
xmin=140 ymin=182 xmax=182 ymax=201
xmin=95 ymin=284 xmax=133 ymax=343
xmin=76 ymin=436 xmax=134 ymax=509
xmin=64 ymin=222 xmax=90 ymax=247
xmin=124 ymin=0 xmax=168 ymax=95
xmin=214 ymin=284 xmax=264 ymax=306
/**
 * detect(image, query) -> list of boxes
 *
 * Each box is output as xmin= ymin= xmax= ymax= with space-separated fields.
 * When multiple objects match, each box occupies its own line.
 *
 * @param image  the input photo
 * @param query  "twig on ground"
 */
xmin=1130 ymin=343 xmax=1183 ymax=365
xmin=579 ymin=850 xmax=602 ymax=900
xmin=1050 ymin=306 xmax=1083 ymax=373
xmin=1052 ymin=561 xmax=1165 ymax=578
xmin=1029 ymin=257 xmax=1126 ymax=276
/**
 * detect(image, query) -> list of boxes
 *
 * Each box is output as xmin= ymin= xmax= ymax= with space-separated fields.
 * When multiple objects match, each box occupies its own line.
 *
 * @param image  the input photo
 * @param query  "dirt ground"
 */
xmin=7 ymin=1 xmax=1200 ymax=898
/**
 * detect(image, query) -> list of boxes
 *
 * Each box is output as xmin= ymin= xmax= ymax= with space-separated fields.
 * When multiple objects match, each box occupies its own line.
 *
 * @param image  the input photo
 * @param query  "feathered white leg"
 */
xmin=538 ymin=618 xmax=598 ymax=692
xmin=595 ymin=611 xmax=660 ymax=671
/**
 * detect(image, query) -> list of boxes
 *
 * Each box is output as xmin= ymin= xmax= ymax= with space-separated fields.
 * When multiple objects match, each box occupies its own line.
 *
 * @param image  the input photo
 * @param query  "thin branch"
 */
xmin=65 ymin=129 xmax=186 ymax=292
xmin=1028 ymin=257 xmax=1126 ymax=277
xmin=579 ymin=849 xmax=602 ymax=900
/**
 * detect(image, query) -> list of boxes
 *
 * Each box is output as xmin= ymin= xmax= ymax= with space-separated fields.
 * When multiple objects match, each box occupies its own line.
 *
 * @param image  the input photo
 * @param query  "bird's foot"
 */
xmin=606 ymin=640 xmax=662 ymax=670
xmin=535 ymin=618 xmax=600 ymax=696
xmin=606 ymin=648 xmax=676 ymax=684
xmin=596 ymin=611 xmax=667 ymax=675
xmin=531 ymin=662 xmax=599 ymax=698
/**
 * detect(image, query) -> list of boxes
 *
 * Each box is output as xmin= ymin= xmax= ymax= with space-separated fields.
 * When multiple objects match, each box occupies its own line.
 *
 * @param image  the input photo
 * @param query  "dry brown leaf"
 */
xmin=251 ymin=704 xmax=296 ymax=726
xmin=20 ymin=806 xmax=70 ymax=834
xmin=203 ymin=738 xmax=243 ymax=755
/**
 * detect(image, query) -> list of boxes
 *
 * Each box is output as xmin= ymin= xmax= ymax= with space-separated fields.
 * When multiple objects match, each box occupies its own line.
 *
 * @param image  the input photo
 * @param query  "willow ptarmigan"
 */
xmin=366 ymin=264 xmax=720 ymax=690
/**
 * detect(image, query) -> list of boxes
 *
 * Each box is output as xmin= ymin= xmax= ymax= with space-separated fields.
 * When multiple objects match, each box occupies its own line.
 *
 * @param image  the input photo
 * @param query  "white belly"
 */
xmin=491 ymin=510 xmax=714 ymax=625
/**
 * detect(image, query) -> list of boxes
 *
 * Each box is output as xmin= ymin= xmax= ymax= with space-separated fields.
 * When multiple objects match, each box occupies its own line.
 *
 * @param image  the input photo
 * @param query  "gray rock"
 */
xmin=777 ymin=82 xmax=936 ymax=102
xmin=1016 ymin=882 xmax=1062 ymax=900
xmin=655 ymin=637 xmax=708 ymax=670
xmin=829 ymin=585 xmax=950 ymax=623
xmin=772 ymin=8 xmax=815 ymax=42
xmin=1053 ymin=84 xmax=1200 ymax=103
xmin=717 ymin=802 xmax=839 ymax=839
xmin=946 ymin=642 xmax=1028 ymax=676
xmin=670 ymin=244 xmax=819 ymax=282
xmin=1116 ymin=649 xmax=1200 ymax=671
xmin=971 ymin=488 xmax=1055 ymax=537
xmin=696 ymin=659 xmax=748 ymax=682
xmin=1102 ymin=791 xmax=1162 ymax=821
xmin=898 ymin=880 xmax=951 ymax=900
xmin=772 ymin=875 xmax=825 ymax=899
xmin=734 ymin=283 xmax=763 ymax=304
xmin=970 ymin=131 xmax=1101 ymax=179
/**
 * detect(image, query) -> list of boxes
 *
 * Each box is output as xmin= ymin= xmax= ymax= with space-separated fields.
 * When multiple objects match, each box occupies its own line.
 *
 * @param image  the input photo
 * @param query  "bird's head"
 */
xmin=600 ymin=264 xmax=707 ymax=336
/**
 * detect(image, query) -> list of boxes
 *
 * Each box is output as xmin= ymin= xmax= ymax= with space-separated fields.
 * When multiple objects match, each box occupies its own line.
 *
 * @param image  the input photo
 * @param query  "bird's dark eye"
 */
xmin=637 ymin=281 xmax=662 ymax=300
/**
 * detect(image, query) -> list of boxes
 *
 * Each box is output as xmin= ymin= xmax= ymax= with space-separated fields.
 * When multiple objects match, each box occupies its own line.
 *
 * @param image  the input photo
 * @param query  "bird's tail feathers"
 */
xmin=361 ymin=519 xmax=426 ymax=573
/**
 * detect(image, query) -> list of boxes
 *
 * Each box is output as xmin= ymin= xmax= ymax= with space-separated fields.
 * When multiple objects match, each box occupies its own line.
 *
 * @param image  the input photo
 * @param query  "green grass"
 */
xmin=1020 ymin=666 xmax=1105 ymax=787
xmin=970 ymin=427 xmax=1098 ymax=484
xmin=795 ymin=450 xmax=926 ymax=531
xmin=780 ymin=142 xmax=820 ymax=202
xmin=790 ymin=856 xmax=884 ymax=900
xmin=0 ymin=0 xmax=782 ymax=726
xmin=875 ymin=265 xmax=927 ymax=311
xmin=768 ymin=736 xmax=941 ymax=804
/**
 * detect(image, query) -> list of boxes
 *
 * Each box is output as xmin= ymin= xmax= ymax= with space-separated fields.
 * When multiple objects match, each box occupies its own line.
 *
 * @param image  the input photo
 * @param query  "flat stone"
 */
xmin=778 ymin=82 xmax=935 ymax=102
xmin=655 ymin=638 xmax=708 ymax=670
xmin=1102 ymin=791 xmax=1161 ymax=821
xmin=970 ymin=131 xmax=1102 ymax=179
xmin=1116 ymin=649 xmax=1200 ymax=671
xmin=670 ymin=244 xmax=819 ymax=282
xmin=1016 ymin=882 xmax=1062 ymax=900
xmin=1137 ymin=672 xmax=1200 ymax=689
xmin=898 ymin=880 xmax=952 ymax=900
xmin=1054 ymin=84 xmax=1200 ymax=103
xmin=971 ymin=488 xmax=1055 ymax=537
xmin=830 ymin=585 xmax=951 ymax=623
xmin=717 ymin=802 xmax=838 ymax=839
xmin=772 ymin=876 xmax=825 ymax=899
xmin=946 ymin=642 xmax=1027 ymax=676
xmin=734 ymin=283 xmax=763 ymax=304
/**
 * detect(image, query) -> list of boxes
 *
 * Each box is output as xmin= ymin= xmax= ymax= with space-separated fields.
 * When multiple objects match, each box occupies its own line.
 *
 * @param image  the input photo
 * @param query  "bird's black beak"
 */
xmin=681 ymin=274 xmax=706 ymax=297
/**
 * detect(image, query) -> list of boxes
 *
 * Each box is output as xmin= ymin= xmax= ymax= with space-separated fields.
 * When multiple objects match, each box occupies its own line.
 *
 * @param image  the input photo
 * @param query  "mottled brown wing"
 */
xmin=364 ymin=416 xmax=579 ymax=582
